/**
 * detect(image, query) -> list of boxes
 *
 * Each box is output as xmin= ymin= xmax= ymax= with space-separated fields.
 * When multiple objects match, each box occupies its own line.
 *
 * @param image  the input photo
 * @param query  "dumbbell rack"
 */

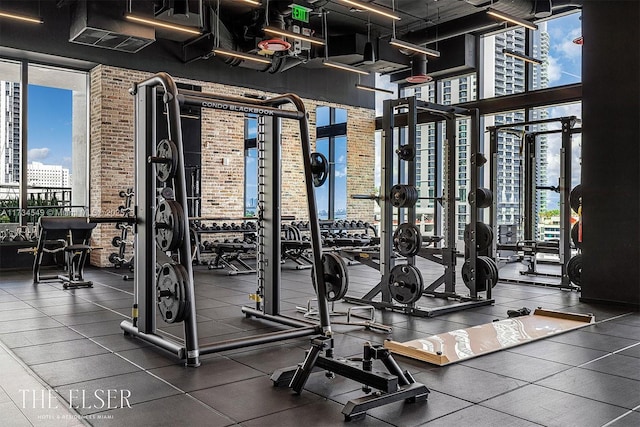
xmin=189 ymin=218 xmax=257 ymax=266
xmin=108 ymin=188 xmax=134 ymax=273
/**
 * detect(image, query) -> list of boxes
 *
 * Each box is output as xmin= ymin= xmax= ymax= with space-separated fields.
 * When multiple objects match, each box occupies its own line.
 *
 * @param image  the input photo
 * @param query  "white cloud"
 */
xmin=554 ymin=27 xmax=582 ymax=61
xmin=335 ymin=166 xmax=347 ymax=178
xmin=28 ymin=147 xmax=50 ymax=161
xmin=547 ymin=55 xmax=563 ymax=83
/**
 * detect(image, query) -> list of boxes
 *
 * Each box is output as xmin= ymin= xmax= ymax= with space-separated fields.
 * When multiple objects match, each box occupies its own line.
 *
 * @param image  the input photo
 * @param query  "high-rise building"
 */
xmin=404 ymin=24 xmax=550 ymax=244
xmin=0 ymin=80 xmax=21 ymax=184
xmin=27 ymin=161 xmax=70 ymax=188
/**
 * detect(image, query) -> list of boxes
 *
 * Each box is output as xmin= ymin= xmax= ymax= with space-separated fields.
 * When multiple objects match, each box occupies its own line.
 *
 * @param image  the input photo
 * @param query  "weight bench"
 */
xmin=282 ymin=239 xmax=313 ymax=269
xmin=33 ymin=217 xmax=96 ymax=288
xmin=207 ymin=242 xmax=256 ymax=275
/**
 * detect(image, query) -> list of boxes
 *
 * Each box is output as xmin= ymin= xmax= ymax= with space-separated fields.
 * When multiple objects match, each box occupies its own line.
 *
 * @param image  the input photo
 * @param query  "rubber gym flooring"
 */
xmin=0 ymin=259 xmax=639 ymax=427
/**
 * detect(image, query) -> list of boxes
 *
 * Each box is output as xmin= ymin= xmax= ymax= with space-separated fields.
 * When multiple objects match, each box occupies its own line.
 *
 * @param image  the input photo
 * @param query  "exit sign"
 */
xmin=291 ymin=4 xmax=310 ymax=23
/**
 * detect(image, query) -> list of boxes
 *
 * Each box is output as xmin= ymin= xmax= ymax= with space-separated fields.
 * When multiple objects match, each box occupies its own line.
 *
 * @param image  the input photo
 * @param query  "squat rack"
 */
xmin=345 ymin=97 xmax=494 ymax=317
xmin=487 ymin=116 xmax=581 ymax=289
xmin=120 ymin=72 xmax=327 ymax=367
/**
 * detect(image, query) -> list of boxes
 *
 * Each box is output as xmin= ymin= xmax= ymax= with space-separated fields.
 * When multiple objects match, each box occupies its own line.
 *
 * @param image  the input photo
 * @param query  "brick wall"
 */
xmin=89 ymin=65 xmax=375 ymax=266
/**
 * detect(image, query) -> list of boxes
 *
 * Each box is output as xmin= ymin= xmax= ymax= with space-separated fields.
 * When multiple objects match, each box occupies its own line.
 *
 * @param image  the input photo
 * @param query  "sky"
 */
xmin=540 ymin=12 xmax=583 ymax=210
xmin=27 ymin=85 xmax=73 ymax=173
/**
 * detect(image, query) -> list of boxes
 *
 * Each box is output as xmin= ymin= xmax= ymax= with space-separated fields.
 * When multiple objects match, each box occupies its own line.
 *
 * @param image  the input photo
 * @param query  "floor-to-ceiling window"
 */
xmin=315 ymin=106 xmax=347 ymax=220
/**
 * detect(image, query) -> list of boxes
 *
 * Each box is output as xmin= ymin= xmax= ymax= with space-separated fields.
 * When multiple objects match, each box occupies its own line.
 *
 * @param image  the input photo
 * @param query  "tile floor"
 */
xmin=0 ymin=260 xmax=638 ymax=427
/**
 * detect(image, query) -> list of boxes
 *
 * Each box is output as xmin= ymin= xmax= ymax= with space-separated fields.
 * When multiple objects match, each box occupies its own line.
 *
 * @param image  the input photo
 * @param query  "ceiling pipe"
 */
xmin=400 ymin=0 xmax=582 ymax=48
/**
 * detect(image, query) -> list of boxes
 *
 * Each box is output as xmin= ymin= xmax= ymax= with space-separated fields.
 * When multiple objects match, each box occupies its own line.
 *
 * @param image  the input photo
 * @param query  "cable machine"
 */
xmin=487 ymin=116 xmax=581 ymax=289
xmin=345 ymin=97 xmax=494 ymax=317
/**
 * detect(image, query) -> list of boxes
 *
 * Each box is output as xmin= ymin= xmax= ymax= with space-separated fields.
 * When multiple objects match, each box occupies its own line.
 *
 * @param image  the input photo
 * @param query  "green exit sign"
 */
xmin=291 ymin=4 xmax=310 ymax=23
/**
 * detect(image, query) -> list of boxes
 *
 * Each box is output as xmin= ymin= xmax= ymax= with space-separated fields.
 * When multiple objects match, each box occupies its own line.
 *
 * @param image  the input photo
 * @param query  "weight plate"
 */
xmin=396 ymin=145 xmax=415 ymax=161
xmin=156 ymin=139 xmax=178 ymax=183
xmin=470 ymin=188 xmax=493 ymax=209
xmin=310 ymin=152 xmax=329 ymax=187
xmin=570 ymin=184 xmax=582 ymax=214
xmin=571 ymin=221 xmax=582 ymax=249
xmin=312 ymin=252 xmax=349 ymax=302
xmin=390 ymin=184 xmax=418 ymax=208
xmin=567 ymin=254 xmax=582 ymax=286
xmin=388 ymin=264 xmax=424 ymax=304
xmin=463 ymin=256 xmax=498 ymax=291
xmin=464 ymin=222 xmax=494 ymax=251
xmin=393 ymin=223 xmax=422 ymax=257
xmin=112 ymin=236 xmax=122 ymax=247
xmin=155 ymin=200 xmax=185 ymax=252
xmin=156 ymin=262 xmax=188 ymax=323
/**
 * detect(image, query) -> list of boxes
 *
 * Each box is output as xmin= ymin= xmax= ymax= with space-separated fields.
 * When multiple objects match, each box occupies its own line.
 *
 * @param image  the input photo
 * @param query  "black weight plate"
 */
xmin=567 ymin=254 xmax=582 ymax=286
xmin=112 ymin=236 xmax=122 ymax=247
xmin=388 ymin=264 xmax=424 ymax=304
xmin=156 ymin=139 xmax=178 ymax=183
xmin=170 ymin=262 xmax=189 ymax=323
xmin=312 ymin=252 xmax=349 ymax=302
xmin=570 ymin=185 xmax=582 ymax=214
xmin=393 ymin=223 xmax=422 ymax=257
xmin=156 ymin=263 xmax=187 ymax=323
xmin=310 ymin=152 xmax=329 ymax=187
xmin=571 ymin=221 xmax=582 ymax=249
xmin=470 ymin=188 xmax=492 ymax=209
xmin=390 ymin=184 xmax=418 ymax=208
xmin=155 ymin=200 xmax=185 ymax=252
xmin=396 ymin=144 xmax=415 ymax=161
xmin=108 ymin=253 xmax=120 ymax=266
xmin=463 ymin=256 xmax=498 ymax=292
xmin=464 ymin=222 xmax=494 ymax=251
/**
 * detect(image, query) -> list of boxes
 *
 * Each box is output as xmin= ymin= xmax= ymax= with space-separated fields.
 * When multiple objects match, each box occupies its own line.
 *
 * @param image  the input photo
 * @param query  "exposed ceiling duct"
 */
xmin=69 ymin=0 xmax=156 ymax=53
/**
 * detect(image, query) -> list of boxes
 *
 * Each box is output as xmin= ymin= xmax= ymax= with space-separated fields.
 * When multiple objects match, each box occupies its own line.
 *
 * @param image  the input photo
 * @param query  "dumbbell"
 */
xmin=222 ymin=223 xmax=230 ymax=230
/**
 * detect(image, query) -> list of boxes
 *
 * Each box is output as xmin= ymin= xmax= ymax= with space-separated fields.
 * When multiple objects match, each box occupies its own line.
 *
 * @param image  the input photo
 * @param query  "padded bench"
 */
xmin=33 ymin=217 xmax=96 ymax=288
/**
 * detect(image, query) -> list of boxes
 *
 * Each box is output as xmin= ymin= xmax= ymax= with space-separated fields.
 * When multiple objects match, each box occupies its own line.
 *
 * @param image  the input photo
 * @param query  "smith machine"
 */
xmin=120 ymin=72 xmax=324 ymax=365
xmin=346 ymin=97 xmax=496 ymax=317
xmin=487 ymin=116 xmax=581 ymax=289
xmin=120 ymin=73 xmax=428 ymax=420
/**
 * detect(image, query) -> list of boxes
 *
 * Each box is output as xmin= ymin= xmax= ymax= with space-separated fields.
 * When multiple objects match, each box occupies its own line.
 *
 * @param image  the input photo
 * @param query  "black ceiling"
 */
xmin=0 ymin=0 xmax=582 ymax=95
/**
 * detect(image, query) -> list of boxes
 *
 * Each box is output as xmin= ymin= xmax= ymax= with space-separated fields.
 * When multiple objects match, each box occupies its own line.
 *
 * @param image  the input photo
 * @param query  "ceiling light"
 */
xmin=258 ymin=38 xmax=291 ymax=52
xmin=337 ymin=0 xmax=401 ymax=21
xmin=213 ymin=48 xmax=272 ymax=64
xmin=0 ymin=10 xmax=43 ymax=24
xmin=263 ymin=26 xmax=325 ymax=45
xmin=323 ymin=60 xmax=370 ymax=75
xmin=125 ymin=14 xmax=201 ymax=35
xmin=241 ymin=0 xmax=261 ymax=5
xmin=355 ymin=84 xmax=394 ymax=94
xmin=502 ymin=48 xmax=542 ymax=65
xmin=486 ymin=7 xmax=538 ymax=31
xmin=390 ymin=38 xmax=440 ymax=58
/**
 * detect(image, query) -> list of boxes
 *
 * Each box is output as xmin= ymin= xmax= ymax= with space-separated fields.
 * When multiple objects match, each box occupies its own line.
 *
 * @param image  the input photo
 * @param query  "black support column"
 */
xmin=581 ymin=1 xmax=640 ymax=307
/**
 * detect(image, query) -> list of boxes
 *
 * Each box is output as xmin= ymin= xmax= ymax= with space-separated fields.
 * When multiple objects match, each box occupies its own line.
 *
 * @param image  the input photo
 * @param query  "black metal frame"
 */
xmin=120 ymin=73 xmax=325 ymax=367
xmin=487 ymin=116 xmax=581 ymax=289
xmin=345 ymin=97 xmax=493 ymax=317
